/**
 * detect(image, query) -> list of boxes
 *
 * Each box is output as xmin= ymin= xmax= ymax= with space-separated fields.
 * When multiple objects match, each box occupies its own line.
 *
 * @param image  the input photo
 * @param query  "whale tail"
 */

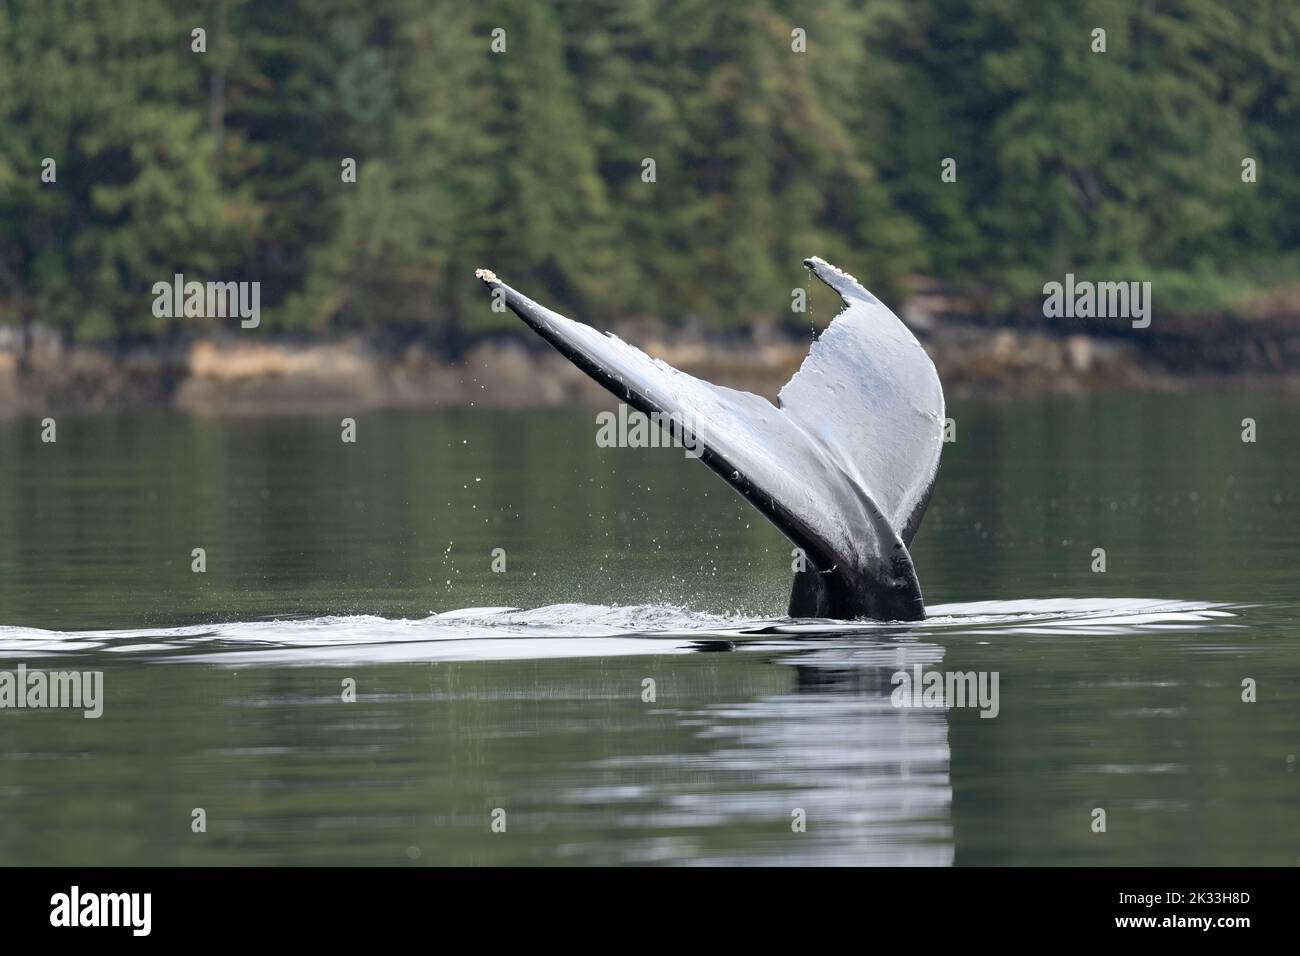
xmin=474 ymin=258 xmax=945 ymax=621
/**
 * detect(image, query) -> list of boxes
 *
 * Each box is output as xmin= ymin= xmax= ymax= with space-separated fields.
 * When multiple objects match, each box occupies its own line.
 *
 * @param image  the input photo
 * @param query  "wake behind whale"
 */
xmin=476 ymin=257 xmax=944 ymax=621
xmin=0 ymin=600 xmax=1240 ymax=666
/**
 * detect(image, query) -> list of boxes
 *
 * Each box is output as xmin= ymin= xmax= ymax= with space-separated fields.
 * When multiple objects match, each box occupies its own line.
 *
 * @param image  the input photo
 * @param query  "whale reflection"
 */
xmin=563 ymin=636 xmax=953 ymax=866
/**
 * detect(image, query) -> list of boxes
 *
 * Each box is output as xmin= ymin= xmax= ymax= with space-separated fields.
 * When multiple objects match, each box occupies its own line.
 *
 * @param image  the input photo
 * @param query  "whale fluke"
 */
xmin=475 ymin=258 xmax=945 ymax=621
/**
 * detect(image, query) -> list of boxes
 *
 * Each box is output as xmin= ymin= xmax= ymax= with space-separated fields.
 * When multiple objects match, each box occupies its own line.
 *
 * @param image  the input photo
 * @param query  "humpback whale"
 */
xmin=475 ymin=258 xmax=945 ymax=621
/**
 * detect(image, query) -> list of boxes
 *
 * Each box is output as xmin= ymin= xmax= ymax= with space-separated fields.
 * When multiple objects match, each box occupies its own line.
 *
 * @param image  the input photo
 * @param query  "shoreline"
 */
xmin=3 ymin=314 xmax=1299 ymax=418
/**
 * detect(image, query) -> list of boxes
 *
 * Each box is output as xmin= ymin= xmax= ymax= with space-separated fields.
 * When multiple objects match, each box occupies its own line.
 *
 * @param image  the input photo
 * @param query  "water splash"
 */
xmin=0 ymin=598 xmax=1239 ymax=666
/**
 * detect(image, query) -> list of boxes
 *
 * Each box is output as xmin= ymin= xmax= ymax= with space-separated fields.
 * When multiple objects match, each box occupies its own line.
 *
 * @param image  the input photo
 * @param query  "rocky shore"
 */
xmin=3 ymin=308 xmax=1299 ymax=418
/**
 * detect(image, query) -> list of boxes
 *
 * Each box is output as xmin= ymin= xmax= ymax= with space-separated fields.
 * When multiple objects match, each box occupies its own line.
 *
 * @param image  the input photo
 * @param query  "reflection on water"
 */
xmin=593 ymin=640 xmax=955 ymax=866
xmin=0 ymin=396 xmax=1297 ymax=865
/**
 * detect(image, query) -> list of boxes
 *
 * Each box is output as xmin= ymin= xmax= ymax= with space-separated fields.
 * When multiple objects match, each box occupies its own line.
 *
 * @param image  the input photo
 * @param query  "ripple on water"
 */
xmin=0 ymin=598 xmax=1241 ymax=666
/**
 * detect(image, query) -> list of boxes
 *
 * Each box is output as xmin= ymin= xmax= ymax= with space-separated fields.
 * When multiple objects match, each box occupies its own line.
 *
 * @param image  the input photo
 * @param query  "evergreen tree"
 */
xmin=0 ymin=0 xmax=226 ymax=346
xmin=1 ymin=0 xmax=1299 ymax=343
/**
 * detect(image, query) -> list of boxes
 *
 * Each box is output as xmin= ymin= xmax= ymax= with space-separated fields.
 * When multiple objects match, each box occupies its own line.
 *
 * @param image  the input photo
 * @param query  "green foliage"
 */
xmin=0 ymin=0 xmax=228 ymax=341
xmin=2 ymin=0 xmax=1299 ymax=343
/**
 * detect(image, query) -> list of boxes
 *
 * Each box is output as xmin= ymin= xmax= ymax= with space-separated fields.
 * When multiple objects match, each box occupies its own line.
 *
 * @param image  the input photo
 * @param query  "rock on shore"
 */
xmin=2 ymin=315 xmax=1298 ymax=418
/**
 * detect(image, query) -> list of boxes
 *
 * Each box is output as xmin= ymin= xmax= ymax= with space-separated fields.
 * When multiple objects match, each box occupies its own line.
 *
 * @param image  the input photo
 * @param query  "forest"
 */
xmin=2 ymin=0 xmax=1298 ymax=348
